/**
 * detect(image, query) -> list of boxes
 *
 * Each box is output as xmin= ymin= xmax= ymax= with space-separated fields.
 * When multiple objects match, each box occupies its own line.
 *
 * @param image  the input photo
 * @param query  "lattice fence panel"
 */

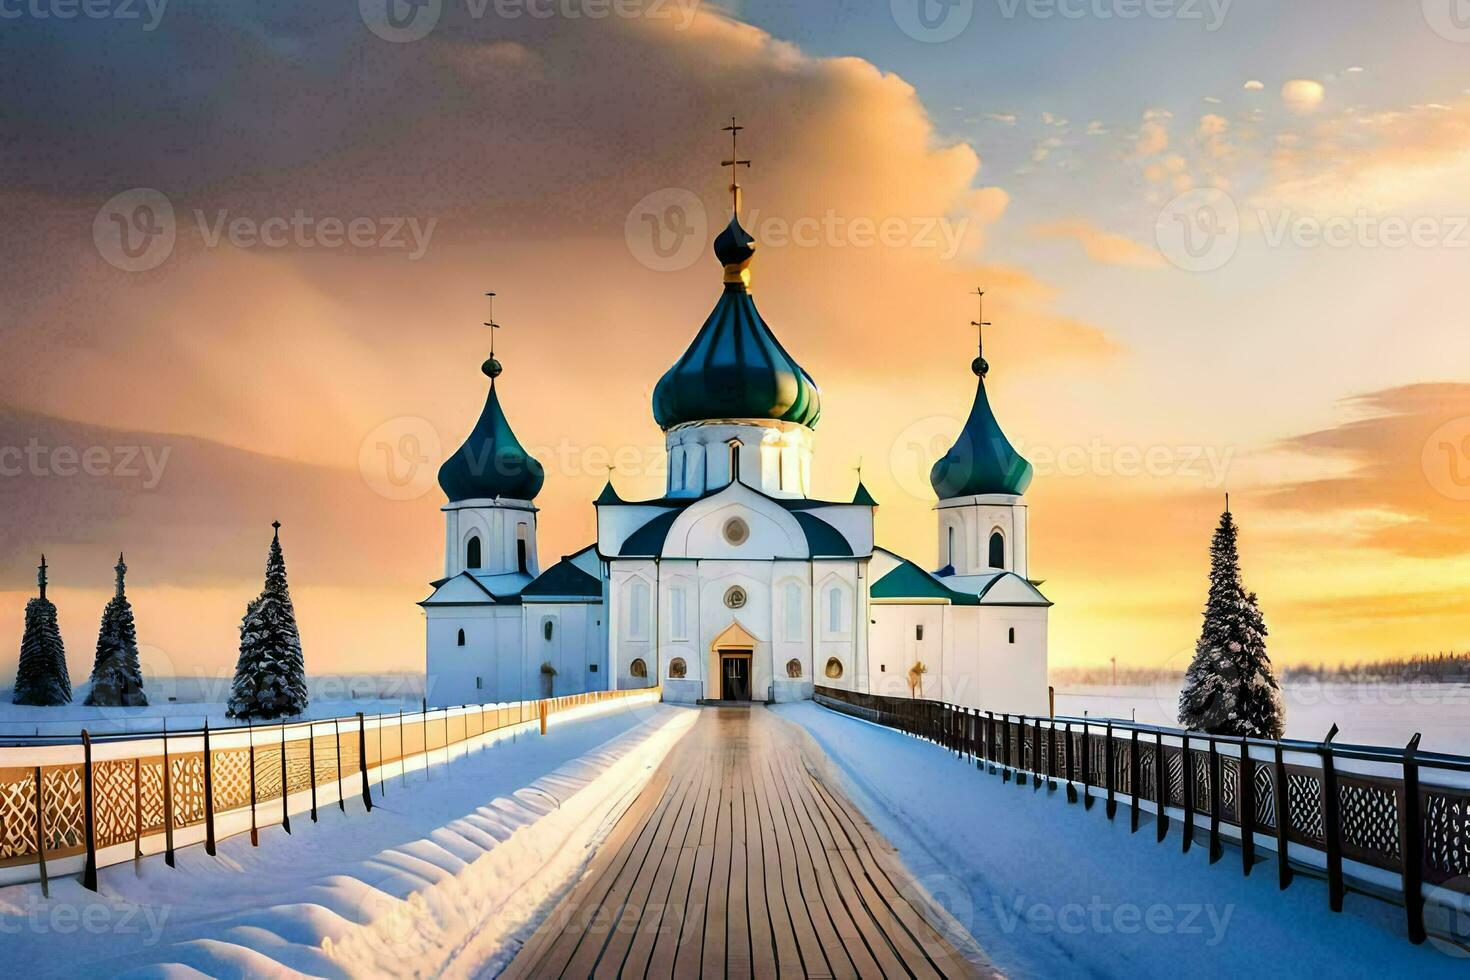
xmin=170 ymin=755 xmax=205 ymax=828
xmin=1253 ymin=763 xmax=1277 ymax=830
xmin=138 ymin=760 xmax=165 ymax=835
xmin=1424 ymin=788 xmax=1470 ymax=888
xmin=1166 ymin=748 xmax=1185 ymax=808
xmin=0 ymin=770 xmax=39 ymax=860
xmin=42 ymin=767 xmax=85 ymax=852
xmin=1220 ymin=758 xmax=1240 ymax=824
xmin=93 ymin=759 xmax=139 ymax=848
xmin=1339 ymin=779 xmax=1401 ymax=868
xmin=1193 ymin=751 xmax=1213 ymax=815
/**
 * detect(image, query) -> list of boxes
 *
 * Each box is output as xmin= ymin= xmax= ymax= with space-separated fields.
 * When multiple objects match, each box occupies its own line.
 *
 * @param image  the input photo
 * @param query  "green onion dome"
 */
xmin=438 ymin=359 xmax=545 ymax=502
xmin=652 ymin=216 xmax=822 ymax=432
xmin=930 ymin=359 xmax=1033 ymax=499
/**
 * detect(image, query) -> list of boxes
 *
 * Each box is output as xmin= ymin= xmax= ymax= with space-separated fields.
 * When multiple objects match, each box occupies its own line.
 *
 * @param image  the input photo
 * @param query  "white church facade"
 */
xmin=423 ymin=186 xmax=1051 ymax=715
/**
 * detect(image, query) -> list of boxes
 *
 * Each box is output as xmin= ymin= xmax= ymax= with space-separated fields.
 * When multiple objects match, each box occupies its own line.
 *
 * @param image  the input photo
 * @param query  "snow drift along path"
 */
xmin=774 ymin=701 xmax=1465 ymax=980
xmin=1 ymin=700 xmax=696 ymax=979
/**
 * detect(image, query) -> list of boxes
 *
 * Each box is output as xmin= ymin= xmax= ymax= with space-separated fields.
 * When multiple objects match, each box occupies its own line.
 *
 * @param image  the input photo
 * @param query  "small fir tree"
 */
xmin=227 ymin=523 xmax=309 ymax=720
xmin=12 ymin=555 xmax=72 ymax=706
xmin=1178 ymin=504 xmax=1285 ymax=739
xmin=84 ymin=554 xmax=148 ymax=707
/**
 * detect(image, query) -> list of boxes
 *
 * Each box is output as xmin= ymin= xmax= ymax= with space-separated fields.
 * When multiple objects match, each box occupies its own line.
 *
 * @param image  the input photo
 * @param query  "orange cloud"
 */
xmin=1031 ymin=220 xmax=1166 ymax=269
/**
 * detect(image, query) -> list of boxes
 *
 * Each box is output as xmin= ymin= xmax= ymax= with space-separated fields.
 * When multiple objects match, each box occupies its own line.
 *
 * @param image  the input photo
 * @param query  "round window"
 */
xmin=669 ymin=657 xmax=688 ymax=679
xmin=723 ymin=517 xmax=750 ymax=546
xmin=824 ymin=657 xmax=844 ymax=680
xmin=724 ymin=586 xmax=747 ymax=609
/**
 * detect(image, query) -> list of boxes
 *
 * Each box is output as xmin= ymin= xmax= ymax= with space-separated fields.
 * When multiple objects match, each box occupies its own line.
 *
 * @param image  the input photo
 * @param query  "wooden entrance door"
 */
xmin=720 ymin=652 xmax=751 ymax=701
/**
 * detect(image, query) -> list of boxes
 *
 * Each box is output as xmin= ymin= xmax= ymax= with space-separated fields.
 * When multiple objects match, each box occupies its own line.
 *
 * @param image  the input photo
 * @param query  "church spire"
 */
xmin=37 ymin=554 xmax=48 ymax=602
xmin=114 ymin=553 xmax=127 ymax=597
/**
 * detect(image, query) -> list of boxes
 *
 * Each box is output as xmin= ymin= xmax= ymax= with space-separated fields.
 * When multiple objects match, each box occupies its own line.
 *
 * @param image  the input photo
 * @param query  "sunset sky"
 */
xmin=3 ymin=0 xmax=1470 ymax=685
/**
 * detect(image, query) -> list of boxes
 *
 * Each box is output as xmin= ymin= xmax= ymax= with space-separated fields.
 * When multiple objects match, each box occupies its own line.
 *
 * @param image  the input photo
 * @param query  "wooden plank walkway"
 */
xmin=502 ymin=706 xmax=987 ymax=979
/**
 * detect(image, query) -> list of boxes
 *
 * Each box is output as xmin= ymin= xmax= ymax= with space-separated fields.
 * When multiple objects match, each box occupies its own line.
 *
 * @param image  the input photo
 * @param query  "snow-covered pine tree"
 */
xmin=226 ymin=523 xmax=309 ymax=720
xmin=12 ymin=555 xmax=72 ymax=706
xmin=84 ymin=554 xmax=148 ymax=707
xmin=1178 ymin=504 xmax=1285 ymax=738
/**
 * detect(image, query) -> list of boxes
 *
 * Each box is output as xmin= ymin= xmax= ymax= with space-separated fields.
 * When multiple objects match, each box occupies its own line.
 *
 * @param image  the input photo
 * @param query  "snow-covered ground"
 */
xmin=1055 ymin=682 xmax=1470 ymax=755
xmin=1 ymin=699 xmax=695 ymax=978
xmin=0 ymin=674 xmax=428 ymax=737
xmin=775 ymin=700 xmax=1468 ymax=979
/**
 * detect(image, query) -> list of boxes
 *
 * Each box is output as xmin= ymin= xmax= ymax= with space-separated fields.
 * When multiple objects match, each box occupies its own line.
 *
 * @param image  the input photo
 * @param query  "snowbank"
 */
xmin=1 ymin=700 xmax=696 ymax=978
xmin=775 ymin=701 xmax=1466 ymax=979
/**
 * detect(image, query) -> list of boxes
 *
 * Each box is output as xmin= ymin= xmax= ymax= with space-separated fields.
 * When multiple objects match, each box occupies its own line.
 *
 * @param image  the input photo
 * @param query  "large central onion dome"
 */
xmin=930 ymin=356 xmax=1033 ymax=499
xmin=438 ymin=356 xmax=546 ymax=502
xmin=652 ymin=216 xmax=821 ymax=431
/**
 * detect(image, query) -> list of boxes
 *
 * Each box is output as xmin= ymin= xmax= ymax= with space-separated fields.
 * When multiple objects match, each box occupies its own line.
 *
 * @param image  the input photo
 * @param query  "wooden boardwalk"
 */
xmin=502 ymin=706 xmax=987 ymax=979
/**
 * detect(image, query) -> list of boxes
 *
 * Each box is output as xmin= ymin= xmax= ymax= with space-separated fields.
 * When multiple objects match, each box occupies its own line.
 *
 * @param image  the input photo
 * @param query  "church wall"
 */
xmin=867 ymin=602 xmax=947 ymax=700
xmin=696 ymin=562 xmax=774 ymax=700
xmin=425 ymin=605 xmax=526 ymax=707
xmin=522 ymin=602 xmax=607 ymax=698
xmin=608 ymin=561 xmax=660 ymax=691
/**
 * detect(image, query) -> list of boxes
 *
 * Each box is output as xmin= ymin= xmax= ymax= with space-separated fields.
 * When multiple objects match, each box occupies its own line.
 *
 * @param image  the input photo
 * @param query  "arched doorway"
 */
xmin=710 ymin=621 xmax=758 ymax=701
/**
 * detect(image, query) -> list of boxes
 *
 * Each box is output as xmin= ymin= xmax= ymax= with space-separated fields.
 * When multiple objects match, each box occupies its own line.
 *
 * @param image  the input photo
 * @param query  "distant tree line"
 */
xmin=1280 ymin=652 xmax=1470 ymax=684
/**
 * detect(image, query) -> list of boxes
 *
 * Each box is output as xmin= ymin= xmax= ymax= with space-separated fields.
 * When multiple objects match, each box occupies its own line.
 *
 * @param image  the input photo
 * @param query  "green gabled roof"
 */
xmin=792 ymin=513 xmax=853 ymax=557
xmin=870 ymin=558 xmax=980 ymax=605
xmin=594 ymin=479 xmax=623 ymax=505
xmin=523 ymin=557 xmax=602 ymax=599
xmin=619 ymin=510 xmax=683 ymax=556
xmin=852 ymin=481 xmax=878 ymax=507
xmin=651 ymin=217 xmax=821 ymax=431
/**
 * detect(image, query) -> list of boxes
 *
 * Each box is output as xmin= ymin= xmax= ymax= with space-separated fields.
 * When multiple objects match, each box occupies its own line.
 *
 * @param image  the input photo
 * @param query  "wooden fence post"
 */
xmin=1015 ymin=716 xmax=1028 ymax=787
xmin=308 ymin=721 xmax=319 ymax=823
xmin=133 ymin=757 xmax=143 ymax=863
xmin=1031 ymin=719 xmax=1042 ymax=792
xmin=1320 ymin=724 xmax=1344 ymax=912
xmin=333 ymin=717 xmax=346 ymax=813
xmin=162 ymin=721 xmax=176 ymax=867
xmin=280 ymin=723 xmax=292 ymax=835
xmin=985 ymin=712 xmax=996 ymax=774
xmin=1272 ymin=741 xmax=1290 ymax=890
xmin=1001 ymin=714 xmax=1012 ymax=783
xmin=1239 ymin=738 xmax=1256 ymax=875
xmin=33 ymin=766 xmax=49 ymax=898
xmin=1064 ymin=722 xmax=1078 ymax=804
xmin=248 ymin=720 xmax=259 ymax=847
xmin=1104 ymin=722 xmax=1117 ymax=821
xmin=1207 ymin=738 xmax=1222 ymax=865
xmin=203 ymin=720 xmax=217 ymax=856
xmin=1082 ymin=721 xmax=1093 ymax=810
xmin=358 ymin=712 xmax=373 ymax=812
xmin=1181 ymin=733 xmax=1194 ymax=854
xmin=1400 ymin=733 xmax=1425 ymax=944
xmin=540 ymin=701 xmax=548 ymax=736
xmin=1155 ymin=731 xmax=1168 ymax=843
xmin=81 ymin=730 xmax=98 ymax=891
xmin=1129 ymin=728 xmax=1141 ymax=832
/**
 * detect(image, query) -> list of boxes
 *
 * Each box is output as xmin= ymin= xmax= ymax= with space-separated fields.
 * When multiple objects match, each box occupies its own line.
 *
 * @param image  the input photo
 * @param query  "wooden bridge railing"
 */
xmin=813 ymin=685 xmax=1470 ymax=951
xmin=0 ymin=686 xmax=661 ymax=891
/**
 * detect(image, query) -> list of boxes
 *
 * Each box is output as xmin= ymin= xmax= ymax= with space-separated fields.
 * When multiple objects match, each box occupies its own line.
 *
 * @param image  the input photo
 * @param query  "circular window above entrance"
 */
xmin=723 ymin=517 xmax=750 ymax=546
xmin=724 ymin=586 xmax=748 ymax=609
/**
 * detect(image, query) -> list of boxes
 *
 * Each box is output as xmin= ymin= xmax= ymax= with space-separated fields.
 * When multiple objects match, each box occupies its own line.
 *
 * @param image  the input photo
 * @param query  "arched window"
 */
xmin=466 ymin=534 xmax=482 ymax=570
xmin=947 ymin=526 xmax=956 ymax=565
xmin=824 ymin=657 xmax=844 ymax=680
xmin=668 ymin=657 xmax=687 ymax=679
xmin=727 ymin=439 xmax=742 ymax=483
xmin=1008 ymin=627 xmax=1016 ymax=644
xmin=989 ymin=530 xmax=1005 ymax=570
xmin=630 ymin=658 xmax=648 ymax=679
xmin=827 ymin=586 xmax=844 ymax=633
xmin=543 ymin=618 xmax=555 ymax=642
xmin=457 ymin=628 xmax=466 ymax=647
xmin=670 ymin=588 xmax=689 ymax=640
xmin=916 ymin=624 xmax=924 ymax=642
xmin=516 ymin=523 xmax=529 ymax=574
xmin=786 ymin=658 xmax=803 ymax=679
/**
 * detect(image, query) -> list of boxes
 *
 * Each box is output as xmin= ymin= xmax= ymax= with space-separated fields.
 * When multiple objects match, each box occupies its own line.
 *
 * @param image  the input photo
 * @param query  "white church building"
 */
xmin=423 ymin=187 xmax=1051 ymax=715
